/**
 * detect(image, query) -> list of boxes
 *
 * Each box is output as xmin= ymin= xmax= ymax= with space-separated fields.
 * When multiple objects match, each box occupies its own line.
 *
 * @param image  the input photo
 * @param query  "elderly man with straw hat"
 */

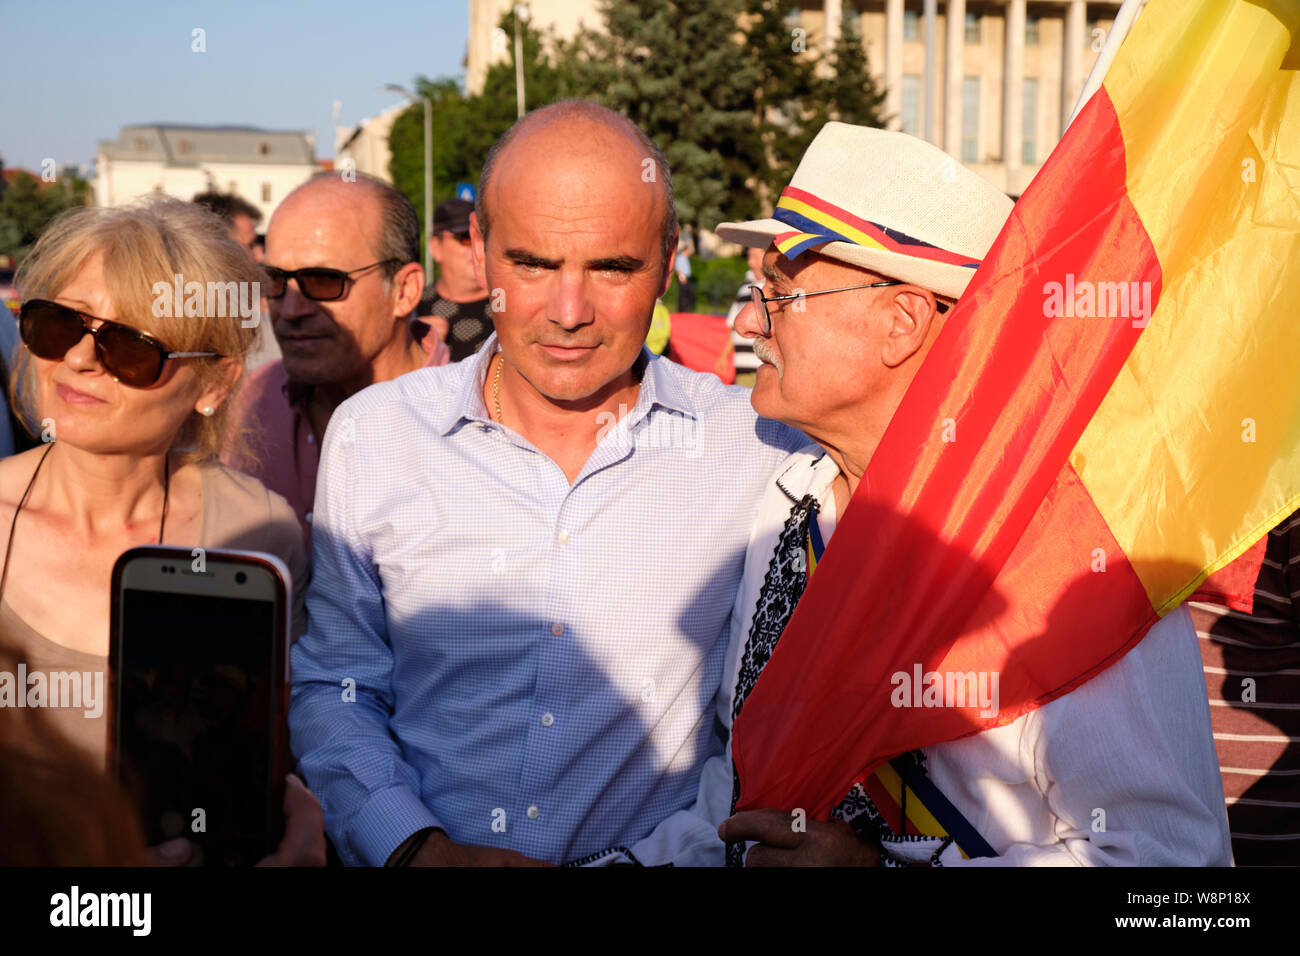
xmin=697 ymin=123 xmax=1231 ymax=866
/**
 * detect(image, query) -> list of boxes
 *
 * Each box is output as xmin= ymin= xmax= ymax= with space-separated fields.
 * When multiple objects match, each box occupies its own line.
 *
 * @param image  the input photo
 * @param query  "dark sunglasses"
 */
xmin=262 ymin=259 xmax=401 ymax=301
xmin=18 ymin=299 xmax=218 ymax=388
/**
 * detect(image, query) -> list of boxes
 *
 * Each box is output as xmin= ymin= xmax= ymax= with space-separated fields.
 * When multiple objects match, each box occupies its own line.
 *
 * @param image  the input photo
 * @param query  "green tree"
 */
xmin=741 ymin=0 xmax=824 ymax=210
xmin=814 ymin=13 xmax=889 ymax=130
xmin=386 ymin=1 xmax=890 ymax=241
xmin=388 ymin=9 xmax=579 ymax=230
xmin=0 ymin=168 xmax=89 ymax=262
xmin=572 ymin=0 xmax=762 ymax=237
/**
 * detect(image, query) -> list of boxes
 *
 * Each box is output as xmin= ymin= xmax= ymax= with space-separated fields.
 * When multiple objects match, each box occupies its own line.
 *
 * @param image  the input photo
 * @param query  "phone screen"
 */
xmin=117 ymin=586 xmax=280 ymax=866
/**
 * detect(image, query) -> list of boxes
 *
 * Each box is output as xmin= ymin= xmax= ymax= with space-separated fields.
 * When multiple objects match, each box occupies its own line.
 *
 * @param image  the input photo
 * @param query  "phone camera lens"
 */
xmin=235 ymin=572 xmax=247 ymax=585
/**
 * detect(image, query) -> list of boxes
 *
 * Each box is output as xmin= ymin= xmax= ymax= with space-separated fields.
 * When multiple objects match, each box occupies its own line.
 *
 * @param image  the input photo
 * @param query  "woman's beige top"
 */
xmin=0 ymin=462 xmax=309 ymax=771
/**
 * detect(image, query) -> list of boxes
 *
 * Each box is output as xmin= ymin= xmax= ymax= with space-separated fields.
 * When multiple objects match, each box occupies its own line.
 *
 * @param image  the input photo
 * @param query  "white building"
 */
xmin=334 ymin=102 xmax=410 ymax=184
xmin=94 ymin=124 xmax=319 ymax=222
xmin=797 ymin=0 xmax=1122 ymax=195
xmin=466 ymin=0 xmax=602 ymax=95
xmin=466 ymin=0 xmax=1122 ymax=197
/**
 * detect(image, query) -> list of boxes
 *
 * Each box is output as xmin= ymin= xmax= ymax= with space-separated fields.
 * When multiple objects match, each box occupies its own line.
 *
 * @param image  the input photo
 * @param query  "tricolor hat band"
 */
xmin=772 ymin=186 xmax=981 ymax=269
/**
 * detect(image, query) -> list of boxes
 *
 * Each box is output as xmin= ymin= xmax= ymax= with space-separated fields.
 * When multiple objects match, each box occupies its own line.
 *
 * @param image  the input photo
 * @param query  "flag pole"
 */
xmin=1065 ymin=0 xmax=1148 ymax=131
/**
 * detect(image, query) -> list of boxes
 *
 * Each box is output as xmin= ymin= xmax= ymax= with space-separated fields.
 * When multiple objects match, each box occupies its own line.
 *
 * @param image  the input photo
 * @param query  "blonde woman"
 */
xmin=0 ymin=197 xmax=322 ymax=865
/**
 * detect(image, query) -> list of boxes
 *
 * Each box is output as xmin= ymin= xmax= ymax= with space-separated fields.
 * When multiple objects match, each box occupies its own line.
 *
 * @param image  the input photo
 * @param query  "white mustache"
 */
xmin=752 ymin=338 xmax=782 ymax=375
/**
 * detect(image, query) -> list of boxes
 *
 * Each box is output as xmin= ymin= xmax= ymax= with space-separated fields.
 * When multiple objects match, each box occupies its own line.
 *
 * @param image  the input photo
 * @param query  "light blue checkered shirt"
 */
xmin=290 ymin=338 xmax=803 ymax=865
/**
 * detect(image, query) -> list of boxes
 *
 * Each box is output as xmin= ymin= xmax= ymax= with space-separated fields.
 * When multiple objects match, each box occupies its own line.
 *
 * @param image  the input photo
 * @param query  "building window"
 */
xmin=1022 ymin=77 xmax=1039 ymax=164
xmin=177 ymin=140 xmax=192 ymax=155
xmin=261 ymin=183 xmax=272 ymax=203
xmin=962 ymin=76 xmax=980 ymax=163
xmin=259 ymin=142 xmax=271 ymax=156
xmin=900 ymin=74 xmax=922 ymax=136
xmin=903 ymin=9 xmax=920 ymax=41
xmin=133 ymin=137 xmax=148 ymax=151
xmin=1025 ymin=14 xmax=1040 ymax=45
xmin=965 ymin=11 xmax=979 ymax=43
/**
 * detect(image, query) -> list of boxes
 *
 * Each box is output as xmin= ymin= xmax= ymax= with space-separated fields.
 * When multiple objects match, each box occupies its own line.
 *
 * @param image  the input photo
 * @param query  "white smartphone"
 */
xmin=110 ymin=545 xmax=291 ymax=867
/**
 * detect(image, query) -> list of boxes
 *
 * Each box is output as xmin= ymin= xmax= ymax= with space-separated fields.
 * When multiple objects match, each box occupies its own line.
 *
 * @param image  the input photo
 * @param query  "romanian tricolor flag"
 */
xmin=732 ymin=0 xmax=1300 ymax=819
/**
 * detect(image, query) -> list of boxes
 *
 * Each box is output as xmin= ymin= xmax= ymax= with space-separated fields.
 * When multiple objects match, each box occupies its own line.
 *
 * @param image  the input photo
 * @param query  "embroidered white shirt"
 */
xmin=696 ymin=444 xmax=1234 ymax=866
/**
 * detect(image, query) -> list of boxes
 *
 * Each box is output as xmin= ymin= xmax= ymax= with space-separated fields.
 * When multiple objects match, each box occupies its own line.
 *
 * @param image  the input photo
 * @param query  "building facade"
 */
xmin=94 ymin=124 xmax=319 ymax=221
xmin=467 ymin=0 xmax=1121 ymax=197
xmin=797 ymin=0 xmax=1121 ymax=195
xmin=466 ymin=0 xmax=602 ymax=95
xmin=334 ymin=102 xmax=410 ymax=184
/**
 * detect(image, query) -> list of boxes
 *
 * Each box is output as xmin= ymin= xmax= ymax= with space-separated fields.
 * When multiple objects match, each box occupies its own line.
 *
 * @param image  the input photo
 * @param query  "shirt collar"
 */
xmin=775 ymin=448 xmax=842 ymax=506
xmin=435 ymin=334 xmax=697 ymax=437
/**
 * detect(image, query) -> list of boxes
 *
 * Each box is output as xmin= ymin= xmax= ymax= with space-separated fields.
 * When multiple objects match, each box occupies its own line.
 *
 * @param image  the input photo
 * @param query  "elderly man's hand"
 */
xmin=718 ymin=809 xmax=880 ymax=866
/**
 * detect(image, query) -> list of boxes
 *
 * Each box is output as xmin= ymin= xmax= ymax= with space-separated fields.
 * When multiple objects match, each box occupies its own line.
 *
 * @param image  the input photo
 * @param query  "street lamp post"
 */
xmin=382 ymin=83 xmax=434 ymax=283
xmin=514 ymin=4 xmax=530 ymax=119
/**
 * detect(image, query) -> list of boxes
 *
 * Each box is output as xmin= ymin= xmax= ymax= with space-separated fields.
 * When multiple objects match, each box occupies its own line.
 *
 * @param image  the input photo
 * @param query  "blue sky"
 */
xmin=0 ymin=0 xmax=469 ymax=172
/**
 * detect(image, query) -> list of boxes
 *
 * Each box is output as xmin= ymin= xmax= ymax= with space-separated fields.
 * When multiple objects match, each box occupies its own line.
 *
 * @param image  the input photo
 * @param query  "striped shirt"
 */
xmin=725 ymin=271 xmax=761 ymax=372
xmin=1191 ymin=513 xmax=1300 ymax=865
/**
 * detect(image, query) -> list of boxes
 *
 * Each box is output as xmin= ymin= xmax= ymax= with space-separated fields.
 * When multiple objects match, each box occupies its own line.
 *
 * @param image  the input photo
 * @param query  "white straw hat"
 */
xmin=716 ymin=122 xmax=1014 ymax=300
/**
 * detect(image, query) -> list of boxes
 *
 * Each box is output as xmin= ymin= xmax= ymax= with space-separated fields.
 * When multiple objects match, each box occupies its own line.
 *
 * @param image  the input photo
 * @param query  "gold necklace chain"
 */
xmin=492 ymin=351 xmax=504 ymax=424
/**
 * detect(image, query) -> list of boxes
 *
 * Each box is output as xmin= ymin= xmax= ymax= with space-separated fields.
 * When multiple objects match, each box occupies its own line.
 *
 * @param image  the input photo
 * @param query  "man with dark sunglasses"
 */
xmin=227 ymin=173 xmax=449 ymax=548
xmin=413 ymin=199 xmax=493 ymax=362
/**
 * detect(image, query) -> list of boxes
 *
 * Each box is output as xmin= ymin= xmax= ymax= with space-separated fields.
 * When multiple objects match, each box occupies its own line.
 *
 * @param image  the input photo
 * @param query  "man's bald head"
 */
xmin=276 ymin=172 xmax=421 ymax=285
xmin=476 ymin=100 xmax=677 ymax=267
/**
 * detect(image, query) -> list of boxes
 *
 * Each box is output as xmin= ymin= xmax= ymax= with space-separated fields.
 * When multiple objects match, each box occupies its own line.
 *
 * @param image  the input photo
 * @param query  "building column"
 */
xmin=885 ymin=0 xmax=904 ymax=129
xmin=923 ymin=0 xmax=938 ymax=143
xmin=1002 ymin=0 xmax=1026 ymax=190
xmin=1060 ymin=0 xmax=1086 ymax=135
xmin=821 ymin=0 xmax=842 ymax=79
xmin=824 ymin=0 xmax=842 ymax=47
xmin=945 ymin=0 xmax=966 ymax=156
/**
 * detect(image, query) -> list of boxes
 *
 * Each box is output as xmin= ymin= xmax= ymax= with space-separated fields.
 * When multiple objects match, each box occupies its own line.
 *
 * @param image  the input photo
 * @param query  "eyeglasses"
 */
xmin=263 ymin=259 xmax=401 ymax=301
xmin=750 ymin=279 xmax=949 ymax=335
xmin=18 ymin=299 xmax=219 ymax=388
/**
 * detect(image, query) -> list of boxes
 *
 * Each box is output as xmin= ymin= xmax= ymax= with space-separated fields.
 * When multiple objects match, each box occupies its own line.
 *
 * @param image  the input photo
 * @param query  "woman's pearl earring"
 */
xmin=200 ymin=405 xmax=215 ymax=417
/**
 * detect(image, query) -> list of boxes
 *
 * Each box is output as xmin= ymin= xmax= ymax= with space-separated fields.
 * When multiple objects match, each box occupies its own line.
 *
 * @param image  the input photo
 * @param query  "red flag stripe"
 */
xmin=733 ymin=87 xmax=1164 ymax=816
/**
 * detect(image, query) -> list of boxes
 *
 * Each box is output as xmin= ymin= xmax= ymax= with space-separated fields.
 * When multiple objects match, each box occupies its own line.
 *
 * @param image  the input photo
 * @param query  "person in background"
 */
xmin=0 ymin=303 xmax=22 ymax=456
xmin=413 ymin=198 xmax=493 ymax=362
xmin=1191 ymin=513 xmax=1300 ymax=865
xmin=289 ymin=100 xmax=804 ymax=868
xmin=192 ymin=190 xmax=278 ymax=370
xmin=645 ymin=299 xmax=671 ymax=355
xmin=227 ymin=173 xmax=449 ymax=549
xmin=192 ymin=191 xmax=264 ymax=263
xmin=0 ymin=197 xmax=322 ymax=865
xmin=725 ymin=245 xmax=765 ymax=383
xmin=674 ymin=237 xmax=696 ymax=313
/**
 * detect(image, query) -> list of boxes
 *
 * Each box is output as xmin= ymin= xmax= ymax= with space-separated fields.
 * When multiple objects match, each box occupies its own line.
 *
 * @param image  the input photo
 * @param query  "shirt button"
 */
xmin=306 ymin=432 xmax=314 ymax=444
xmin=305 ymin=511 xmax=314 ymax=524
xmin=527 ymin=805 xmax=540 ymax=820
xmin=551 ymin=623 xmax=564 ymax=637
xmin=541 ymin=712 xmax=555 ymax=727
xmin=557 ymin=529 xmax=570 ymax=544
